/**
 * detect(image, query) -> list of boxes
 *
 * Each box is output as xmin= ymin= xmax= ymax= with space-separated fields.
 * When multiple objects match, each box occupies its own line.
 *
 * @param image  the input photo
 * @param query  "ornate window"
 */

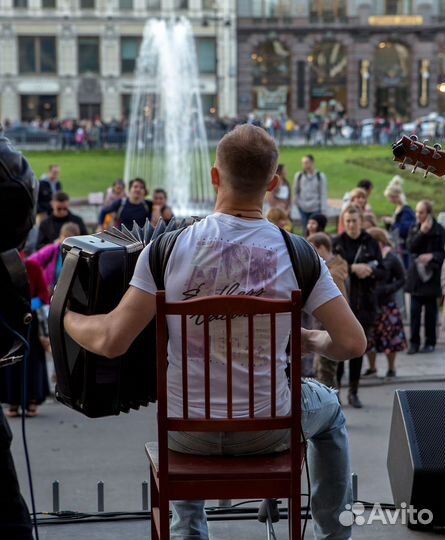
xmin=119 ymin=0 xmax=133 ymax=9
xmin=309 ymin=41 xmax=347 ymax=114
xmin=238 ymin=0 xmax=293 ymax=18
xmin=310 ymin=0 xmax=347 ymax=22
xmin=121 ymin=37 xmax=141 ymax=74
xmin=196 ymin=38 xmax=217 ymax=74
xmin=374 ymin=41 xmax=411 ymax=118
xmin=384 ymin=0 xmax=413 ymax=15
xmin=19 ymin=36 xmax=57 ymax=74
xmin=78 ymin=37 xmax=100 ymax=74
xmin=251 ymin=39 xmax=290 ymax=113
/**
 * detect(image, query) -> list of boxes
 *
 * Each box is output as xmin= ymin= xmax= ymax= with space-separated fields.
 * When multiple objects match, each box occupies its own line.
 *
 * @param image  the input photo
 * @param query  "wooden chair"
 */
xmin=146 ymin=290 xmax=303 ymax=539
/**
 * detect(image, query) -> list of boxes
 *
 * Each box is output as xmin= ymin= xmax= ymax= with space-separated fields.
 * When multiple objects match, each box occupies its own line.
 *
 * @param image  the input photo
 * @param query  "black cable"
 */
xmin=300 ymin=423 xmax=310 ymax=539
xmin=355 ymin=500 xmax=397 ymax=509
xmin=34 ymin=509 xmax=313 ymax=526
xmin=0 ymin=314 xmax=40 ymax=540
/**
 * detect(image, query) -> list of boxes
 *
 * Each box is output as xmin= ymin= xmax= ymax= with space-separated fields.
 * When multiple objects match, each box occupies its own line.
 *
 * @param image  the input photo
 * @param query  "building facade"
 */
xmin=0 ymin=0 xmax=237 ymax=122
xmin=237 ymin=0 xmax=445 ymax=122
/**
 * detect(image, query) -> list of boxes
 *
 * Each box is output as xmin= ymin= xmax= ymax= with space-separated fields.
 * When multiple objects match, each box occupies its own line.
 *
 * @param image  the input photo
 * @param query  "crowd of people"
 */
xmin=0 ymin=163 xmax=173 ymax=417
xmin=1 ymin=124 xmax=445 ymax=540
xmin=264 ymin=154 xmax=445 ymax=408
xmin=1 ymin=151 xmax=444 ymax=418
xmin=3 ymin=111 xmax=410 ymax=149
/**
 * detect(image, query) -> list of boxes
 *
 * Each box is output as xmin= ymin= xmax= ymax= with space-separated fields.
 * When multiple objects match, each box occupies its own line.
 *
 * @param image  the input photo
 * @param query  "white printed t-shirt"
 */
xmin=130 ymin=212 xmax=340 ymax=418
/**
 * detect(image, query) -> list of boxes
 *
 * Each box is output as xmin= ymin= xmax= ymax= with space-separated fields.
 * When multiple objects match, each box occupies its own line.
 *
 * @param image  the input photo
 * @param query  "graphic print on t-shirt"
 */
xmin=181 ymin=238 xmax=278 ymax=367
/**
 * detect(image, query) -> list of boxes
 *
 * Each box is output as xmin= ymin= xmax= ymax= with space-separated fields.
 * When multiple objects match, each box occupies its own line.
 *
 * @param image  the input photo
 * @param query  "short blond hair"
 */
xmin=350 ymin=187 xmax=368 ymax=201
xmin=343 ymin=204 xmax=363 ymax=219
xmin=267 ymin=207 xmax=287 ymax=226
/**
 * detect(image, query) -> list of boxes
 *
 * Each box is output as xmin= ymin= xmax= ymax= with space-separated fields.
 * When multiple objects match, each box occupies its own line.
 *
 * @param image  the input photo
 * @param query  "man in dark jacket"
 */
xmin=37 ymin=164 xmax=62 ymax=217
xmin=406 ymin=200 xmax=445 ymax=354
xmin=36 ymin=192 xmax=87 ymax=250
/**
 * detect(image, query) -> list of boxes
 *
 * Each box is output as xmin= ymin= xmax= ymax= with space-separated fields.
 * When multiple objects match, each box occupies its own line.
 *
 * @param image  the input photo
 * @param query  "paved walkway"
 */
xmin=5 ymin=339 xmax=445 ymax=539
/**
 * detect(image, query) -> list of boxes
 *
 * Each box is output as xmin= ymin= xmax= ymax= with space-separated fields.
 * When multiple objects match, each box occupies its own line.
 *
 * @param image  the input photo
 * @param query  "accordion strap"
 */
xmin=49 ymin=247 xmax=81 ymax=382
xmin=149 ymin=227 xmax=187 ymax=290
xmin=279 ymin=228 xmax=321 ymax=306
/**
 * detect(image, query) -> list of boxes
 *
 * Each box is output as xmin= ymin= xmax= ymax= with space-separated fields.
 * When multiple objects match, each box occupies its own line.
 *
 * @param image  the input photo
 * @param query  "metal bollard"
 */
xmin=52 ymin=480 xmax=60 ymax=513
xmin=97 ymin=481 xmax=104 ymax=512
xmin=352 ymin=472 xmax=358 ymax=502
xmin=142 ymin=481 xmax=149 ymax=511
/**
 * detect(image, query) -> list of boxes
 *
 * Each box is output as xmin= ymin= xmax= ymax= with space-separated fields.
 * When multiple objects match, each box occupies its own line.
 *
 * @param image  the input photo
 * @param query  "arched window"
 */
xmin=251 ymin=39 xmax=290 ymax=113
xmin=308 ymin=41 xmax=347 ymax=115
xmin=374 ymin=41 xmax=411 ymax=119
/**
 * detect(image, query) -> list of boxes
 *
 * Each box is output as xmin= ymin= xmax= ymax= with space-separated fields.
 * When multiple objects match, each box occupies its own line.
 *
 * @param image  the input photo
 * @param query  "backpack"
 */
xmin=148 ymin=226 xmax=321 ymax=306
xmin=113 ymin=197 xmax=150 ymax=228
xmin=295 ymin=171 xmax=322 ymax=213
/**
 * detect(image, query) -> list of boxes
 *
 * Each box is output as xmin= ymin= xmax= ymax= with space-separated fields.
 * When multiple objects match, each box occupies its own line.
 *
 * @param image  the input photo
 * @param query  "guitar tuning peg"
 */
xmin=410 ymin=134 xmax=418 ymax=141
xmin=422 ymin=139 xmax=429 ymax=145
xmin=434 ymin=143 xmax=442 ymax=151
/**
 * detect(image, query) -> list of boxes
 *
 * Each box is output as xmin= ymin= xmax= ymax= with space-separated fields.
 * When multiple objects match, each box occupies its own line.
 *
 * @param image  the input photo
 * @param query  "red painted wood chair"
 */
xmin=146 ymin=290 xmax=303 ymax=539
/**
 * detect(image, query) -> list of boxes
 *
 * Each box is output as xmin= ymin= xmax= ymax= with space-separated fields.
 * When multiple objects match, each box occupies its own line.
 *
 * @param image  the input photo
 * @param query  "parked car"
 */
xmin=5 ymin=124 xmax=61 ymax=146
xmin=360 ymin=118 xmax=375 ymax=144
xmin=402 ymin=113 xmax=445 ymax=141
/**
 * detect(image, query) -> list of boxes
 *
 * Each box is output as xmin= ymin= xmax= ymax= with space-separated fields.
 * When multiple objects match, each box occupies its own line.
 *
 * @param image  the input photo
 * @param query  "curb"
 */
xmin=361 ymin=374 xmax=445 ymax=387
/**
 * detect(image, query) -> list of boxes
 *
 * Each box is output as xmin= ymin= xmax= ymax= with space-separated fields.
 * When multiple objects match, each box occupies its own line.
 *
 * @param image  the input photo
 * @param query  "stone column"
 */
xmin=347 ymin=40 xmax=374 ymax=121
xmin=411 ymin=39 xmax=436 ymax=119
xmin=58 ymin=23 xmax=77 ymax=77
xmin=134 ymin=0 xmax=146 ymax=15
xmin=102 ymin=23 xmax=120 ymax=77
xmin=102 ymin=79 xmax=119 ymax=121
xmin=59 ymin=80 xmax=78 ymax=118
xmin=1 ymin=82 xmax=19 ymax=123
xmin=0 ymin=22 xmax=19 ymax=120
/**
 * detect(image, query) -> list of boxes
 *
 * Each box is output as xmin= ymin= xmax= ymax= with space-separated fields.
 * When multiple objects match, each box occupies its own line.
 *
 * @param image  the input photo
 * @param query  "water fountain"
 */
xmin=124 ymin=18 xmax=215 ymax=217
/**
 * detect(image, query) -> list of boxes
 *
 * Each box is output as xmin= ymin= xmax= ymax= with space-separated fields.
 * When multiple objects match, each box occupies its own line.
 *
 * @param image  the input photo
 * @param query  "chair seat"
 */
xmin=145 ymin=442 xmax=304 ymax=481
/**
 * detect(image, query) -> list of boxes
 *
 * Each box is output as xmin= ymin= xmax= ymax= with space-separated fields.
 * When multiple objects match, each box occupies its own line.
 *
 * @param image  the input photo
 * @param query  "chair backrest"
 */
xmin=155 ymin=290 xmax=302 ymax=471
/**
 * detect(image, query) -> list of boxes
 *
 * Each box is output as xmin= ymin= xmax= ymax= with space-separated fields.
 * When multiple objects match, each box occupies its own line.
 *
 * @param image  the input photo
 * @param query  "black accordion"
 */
xmin=48 ymin=219 xmax=189 ymax=418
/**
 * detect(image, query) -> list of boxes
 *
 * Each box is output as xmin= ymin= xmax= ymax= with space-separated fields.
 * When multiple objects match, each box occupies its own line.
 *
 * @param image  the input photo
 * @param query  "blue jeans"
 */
xmin=168 ymin=379 xmax=352 ymax=540
xmin=298 ymin=208 xmax=316 ymax=234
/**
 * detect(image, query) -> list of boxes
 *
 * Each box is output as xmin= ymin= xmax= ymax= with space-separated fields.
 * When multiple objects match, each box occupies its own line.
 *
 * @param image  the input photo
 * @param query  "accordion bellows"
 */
xmin=49 ymin=218 xmax=180 ymax=418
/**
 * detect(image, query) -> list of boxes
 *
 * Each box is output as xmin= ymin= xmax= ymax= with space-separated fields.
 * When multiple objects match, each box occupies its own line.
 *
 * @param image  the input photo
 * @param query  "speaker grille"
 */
xmin=405 ymin=390 xmax=445 ymax=471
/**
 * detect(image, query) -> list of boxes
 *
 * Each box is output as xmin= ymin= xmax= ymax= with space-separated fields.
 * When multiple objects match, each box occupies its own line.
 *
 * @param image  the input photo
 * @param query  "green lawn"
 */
xmin=25 ymin=145 xmax=445 ymax=218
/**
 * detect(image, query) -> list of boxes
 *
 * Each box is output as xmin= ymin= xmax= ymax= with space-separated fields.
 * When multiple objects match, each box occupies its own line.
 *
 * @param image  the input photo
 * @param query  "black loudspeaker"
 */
xmin=387 ymin=389 xmax=445 ymax=531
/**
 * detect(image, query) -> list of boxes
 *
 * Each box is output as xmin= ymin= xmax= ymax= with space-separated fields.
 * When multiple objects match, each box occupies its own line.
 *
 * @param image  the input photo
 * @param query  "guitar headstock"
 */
xmin=392 ymin=135 xmax=445 ymax=178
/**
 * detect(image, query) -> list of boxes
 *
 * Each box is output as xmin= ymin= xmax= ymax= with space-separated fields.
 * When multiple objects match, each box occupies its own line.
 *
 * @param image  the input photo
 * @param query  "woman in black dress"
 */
xmin=364 ymin=227 xmax=406 ymax=378
xmin=333 ymin=205 xmax=385 ymax=408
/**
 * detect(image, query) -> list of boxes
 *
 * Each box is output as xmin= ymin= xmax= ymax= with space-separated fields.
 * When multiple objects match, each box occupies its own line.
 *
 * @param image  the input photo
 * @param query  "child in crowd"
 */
xmin=308 ymin=232 xmax=348 ymax=392
xmin=266 ymin=207 xmax=292 ymax=231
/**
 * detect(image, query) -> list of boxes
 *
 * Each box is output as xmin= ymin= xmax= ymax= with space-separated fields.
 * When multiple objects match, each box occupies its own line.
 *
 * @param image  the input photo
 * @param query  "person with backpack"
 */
xmin=65 ymin=125 xmax=366 ymax=540
xmin=97 ymin=177 xmax=153 ymax=230
xmin=292 ymin=154 xmax=328 ymax=233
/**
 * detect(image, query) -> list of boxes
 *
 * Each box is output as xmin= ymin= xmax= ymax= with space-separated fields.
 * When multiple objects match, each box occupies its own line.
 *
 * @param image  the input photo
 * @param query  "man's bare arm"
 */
xmin=302 ymin=295 xmax=367 ymax=361
xmin=64 ymin=286 xmax=156 ymax=358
